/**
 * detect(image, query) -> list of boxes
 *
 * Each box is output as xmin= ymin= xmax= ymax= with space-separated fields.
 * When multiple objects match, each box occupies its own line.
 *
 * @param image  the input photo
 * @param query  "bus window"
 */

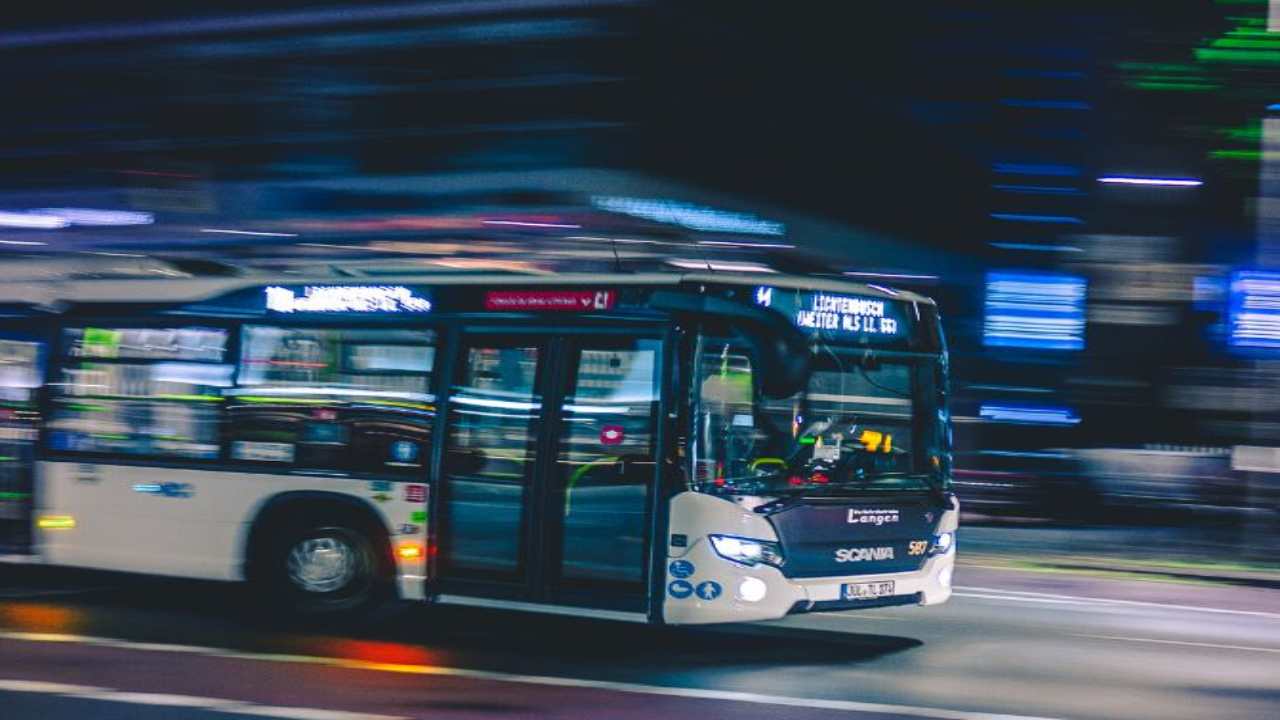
xmin=227 ymin=326 xmax=436 ymax=476
xmin=48 ymin=327 xmax=230 ymax=460
xmin=554 ymin=341 xmax=660 ymax=587
xmin=693 ymin=338 xmax=941 ymax=496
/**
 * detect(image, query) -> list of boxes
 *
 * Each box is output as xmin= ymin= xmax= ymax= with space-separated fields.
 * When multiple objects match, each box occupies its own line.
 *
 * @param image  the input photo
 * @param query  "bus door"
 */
xmin=434 ymin=330 xmax=665 ymax=614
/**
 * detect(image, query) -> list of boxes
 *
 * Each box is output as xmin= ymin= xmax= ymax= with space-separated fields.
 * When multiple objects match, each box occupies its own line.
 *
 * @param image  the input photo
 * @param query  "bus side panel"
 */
xmin=35 ymin=461 xmax=424 ymax=592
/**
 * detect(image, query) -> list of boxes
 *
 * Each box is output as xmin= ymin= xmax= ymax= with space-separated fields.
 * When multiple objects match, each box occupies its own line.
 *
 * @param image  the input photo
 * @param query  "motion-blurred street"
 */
xmin=4 ymin=2 xmax=1280 ymax=719
xmin=2 ymin=558 xmax=1276 ymax=720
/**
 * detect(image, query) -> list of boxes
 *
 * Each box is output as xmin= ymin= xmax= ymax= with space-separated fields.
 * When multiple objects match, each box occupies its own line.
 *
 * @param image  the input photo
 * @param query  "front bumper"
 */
xmin=662 ymin=537 xmax=955 ymax=625
xmin=785 ymin=553 xmax=954 ymax=612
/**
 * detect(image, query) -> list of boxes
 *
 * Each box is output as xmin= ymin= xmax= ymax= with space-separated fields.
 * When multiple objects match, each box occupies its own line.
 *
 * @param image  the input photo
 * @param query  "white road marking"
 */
xmin=954 ymin=586 xmax=1280 ymax=620
xmin=954 ymin=592 xmax=1105 ymax=608
xmin=0 ymin=677 xmax=405 ymax=720
xmin=1071 ymin=634 xmax=1280 ymax=655
xmin=0 ymin=630 xmax=1067 ymax=720
xmin=0 ymin=680 xmax=101 ymax=694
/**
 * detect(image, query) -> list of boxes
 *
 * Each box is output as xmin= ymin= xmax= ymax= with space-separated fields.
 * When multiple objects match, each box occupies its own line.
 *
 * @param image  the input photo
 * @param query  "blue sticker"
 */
xmin=695 ymin=581 xmax=722 ymax=601
xmin=391 ymin=440 xmax=418 ymax=463
xmin=369 ymin=480 xmax=392 ymax=492
xmin=132 ymin=482 xmax=194 ymax=498
xmin=668 ymin=560 xmax=695 ymax=579
xmin=668 ymin=580 xmax=694 ymax=599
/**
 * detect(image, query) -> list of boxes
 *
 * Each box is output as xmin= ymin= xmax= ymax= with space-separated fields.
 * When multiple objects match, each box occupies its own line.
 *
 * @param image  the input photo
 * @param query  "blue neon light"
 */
xmin=984 ymin=271 xmax=1086 ymax=351
xmin=992 ymin=163 xmax=1081 ymax=177
xmin=1228 ymin=271 xmax=1280 ymax=351
xmin=979 ymin=403 xmax=1081 ymax=426
xmin=990 ymin=213 xmax=1084 ymax=225
xmin=992 ymin=185 xmax=1084 ymax=196
xmin=590 ymin=196 xmax=785 ymax=236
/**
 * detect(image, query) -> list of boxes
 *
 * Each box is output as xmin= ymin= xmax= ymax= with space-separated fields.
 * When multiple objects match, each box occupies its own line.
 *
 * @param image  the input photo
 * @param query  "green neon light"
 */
xmin=1210 ymin=149 xmax=1262 ymax=160
xmin=1195 ymin=48 xmax=1280 ymax=64
xmin=0 ymin=491 xmax=30 ymax=500
xmin=1210 ymin=38 xmax=1280 ymax=50
xmin=1221 ymin=123 xmax=1263 ymax=142
xmin=1131 ymin=81 xmax=1220 ymax=92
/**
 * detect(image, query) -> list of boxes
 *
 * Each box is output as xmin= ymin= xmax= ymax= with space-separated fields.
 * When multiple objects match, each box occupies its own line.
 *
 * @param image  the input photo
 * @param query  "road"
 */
xmin=0 ymin=562 xmax=1276 ymax=720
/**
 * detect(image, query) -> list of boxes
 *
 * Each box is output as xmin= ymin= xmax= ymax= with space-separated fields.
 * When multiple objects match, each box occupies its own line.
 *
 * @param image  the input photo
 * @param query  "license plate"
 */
xmin=841 ymin=581 xmax=895 ymax=600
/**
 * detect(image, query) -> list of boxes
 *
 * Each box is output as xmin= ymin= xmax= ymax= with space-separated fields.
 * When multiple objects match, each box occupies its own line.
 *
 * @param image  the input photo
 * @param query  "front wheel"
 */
xmin=260 ymin=523 xmax=388 ymax=617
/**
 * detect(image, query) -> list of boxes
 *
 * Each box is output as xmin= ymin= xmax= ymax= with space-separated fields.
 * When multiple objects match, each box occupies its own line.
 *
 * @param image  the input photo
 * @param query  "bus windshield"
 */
xmin=692 ymin=337 xmax=945 ymax=496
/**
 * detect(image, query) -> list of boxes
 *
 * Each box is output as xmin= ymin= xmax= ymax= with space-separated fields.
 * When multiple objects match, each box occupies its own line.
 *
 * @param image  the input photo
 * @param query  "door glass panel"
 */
xmin=442 ymin=345 xmax=541 ymax=577
xmin=555 ymin=340 xmax=659 ymax=588
xmin=0 ymin=337 xmax=42 ymax=550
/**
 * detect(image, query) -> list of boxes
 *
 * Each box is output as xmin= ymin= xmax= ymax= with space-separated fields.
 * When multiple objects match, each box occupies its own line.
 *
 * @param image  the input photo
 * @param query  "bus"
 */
xmin=0 ymin=271 xmax=956 ymax=624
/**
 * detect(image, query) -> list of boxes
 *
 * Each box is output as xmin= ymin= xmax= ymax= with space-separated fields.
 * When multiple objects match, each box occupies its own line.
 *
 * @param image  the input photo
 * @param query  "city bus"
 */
xmin=0 ymin=271 xmax=956 ymax=624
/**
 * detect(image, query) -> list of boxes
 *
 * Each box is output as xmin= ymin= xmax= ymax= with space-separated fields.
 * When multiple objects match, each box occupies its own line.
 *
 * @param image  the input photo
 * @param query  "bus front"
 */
xmin=665 ymin=283 xmax=955 ymax=624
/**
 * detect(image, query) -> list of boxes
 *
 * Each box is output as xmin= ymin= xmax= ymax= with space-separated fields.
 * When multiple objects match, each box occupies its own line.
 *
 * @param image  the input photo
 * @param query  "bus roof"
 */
xmin=0 ymin=269 xmax=937 ymax=309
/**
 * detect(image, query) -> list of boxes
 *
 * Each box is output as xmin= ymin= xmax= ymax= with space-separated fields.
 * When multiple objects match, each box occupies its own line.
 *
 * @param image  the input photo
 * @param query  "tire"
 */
xmin=256 ymin=519 xmax=389 ymax=617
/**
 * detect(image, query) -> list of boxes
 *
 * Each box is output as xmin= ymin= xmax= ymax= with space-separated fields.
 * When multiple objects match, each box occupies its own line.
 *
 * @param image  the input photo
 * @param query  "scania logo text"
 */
xmin=834 ymin=546 xmax=895 ymax=563
xmin=847 ymin=508 xmax=899 ymax=526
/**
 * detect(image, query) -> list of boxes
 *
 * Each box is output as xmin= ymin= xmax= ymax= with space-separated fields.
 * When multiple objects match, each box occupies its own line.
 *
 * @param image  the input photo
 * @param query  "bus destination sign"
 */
xmin=754 ymin=286 xmax=907 ymax=341
xmin=264 ymin=285 xmax=432 ymax=314
xmin=484 ymin=290 xmax=616 ymax=312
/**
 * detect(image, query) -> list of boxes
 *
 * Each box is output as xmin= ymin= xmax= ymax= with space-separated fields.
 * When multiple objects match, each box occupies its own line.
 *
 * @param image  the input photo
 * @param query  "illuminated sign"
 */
xmin=983 ymin=271 xmax=1085 ymax=351
xmin=755 ymin=287 xmax=905 ymax=340
xmin=1229 ymin=270 xmax=1280 ymax=351
xmin=484 ymin=290 xmax=615 ymax=311
xmin=591 ymin=196 xmax=785 ymax=236
xmin=264 ymin=286 xmax=432 ymax=314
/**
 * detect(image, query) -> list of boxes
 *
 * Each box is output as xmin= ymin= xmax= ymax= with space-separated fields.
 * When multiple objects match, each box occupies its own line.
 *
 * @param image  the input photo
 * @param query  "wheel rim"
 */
xmin=286 ymin=533 xmax=359 ymax=594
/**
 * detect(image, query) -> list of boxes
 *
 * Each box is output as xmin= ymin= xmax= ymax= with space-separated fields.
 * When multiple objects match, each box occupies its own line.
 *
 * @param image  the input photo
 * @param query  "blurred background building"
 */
xmin=1 ymin=0 xmax=1279 ymax=560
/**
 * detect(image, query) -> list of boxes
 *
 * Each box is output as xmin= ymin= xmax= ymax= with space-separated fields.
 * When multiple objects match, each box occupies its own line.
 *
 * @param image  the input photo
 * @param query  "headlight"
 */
xmin=709 ymin=534 xmax=784 ymax=567
xmin=931 ymin=531 xmax=954 ymax=556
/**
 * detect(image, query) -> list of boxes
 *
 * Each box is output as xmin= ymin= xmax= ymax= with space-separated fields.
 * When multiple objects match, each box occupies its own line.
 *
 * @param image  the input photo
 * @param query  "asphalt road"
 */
xmin=0 ymin=562 xmax=1277 ymax=720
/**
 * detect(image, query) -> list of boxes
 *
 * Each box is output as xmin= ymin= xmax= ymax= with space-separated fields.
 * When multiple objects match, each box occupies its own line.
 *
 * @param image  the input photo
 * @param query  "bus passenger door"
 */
xmin=434 ymin=332 xmax=662 ymax=614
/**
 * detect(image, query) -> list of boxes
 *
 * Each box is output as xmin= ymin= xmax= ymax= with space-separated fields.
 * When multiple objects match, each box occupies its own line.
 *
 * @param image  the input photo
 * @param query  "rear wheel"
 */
xmin=258 ymin=521 xmax=388 ymax=617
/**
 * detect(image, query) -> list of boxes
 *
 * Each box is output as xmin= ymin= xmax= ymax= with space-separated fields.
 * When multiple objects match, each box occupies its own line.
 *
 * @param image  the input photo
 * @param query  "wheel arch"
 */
xmin=240 ymin=490 xmax=395 ymax=590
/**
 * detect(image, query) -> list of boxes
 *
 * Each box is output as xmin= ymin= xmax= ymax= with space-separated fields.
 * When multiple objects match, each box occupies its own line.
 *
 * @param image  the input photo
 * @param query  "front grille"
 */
xmin=766 ymin=498 xmax=944 ymax=579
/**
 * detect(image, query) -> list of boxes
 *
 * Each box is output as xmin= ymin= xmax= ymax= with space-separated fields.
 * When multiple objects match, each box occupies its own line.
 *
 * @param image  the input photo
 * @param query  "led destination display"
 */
xmin=754 ymin=286 xmax=909 ymax=342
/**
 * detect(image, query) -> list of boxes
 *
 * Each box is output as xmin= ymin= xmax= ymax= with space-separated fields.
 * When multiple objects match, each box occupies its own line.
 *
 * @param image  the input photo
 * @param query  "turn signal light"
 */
xmin=397 ymin=543 xmax=424 ymax=560
xmin=37 ymin=515 xmax=76 ymax=530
